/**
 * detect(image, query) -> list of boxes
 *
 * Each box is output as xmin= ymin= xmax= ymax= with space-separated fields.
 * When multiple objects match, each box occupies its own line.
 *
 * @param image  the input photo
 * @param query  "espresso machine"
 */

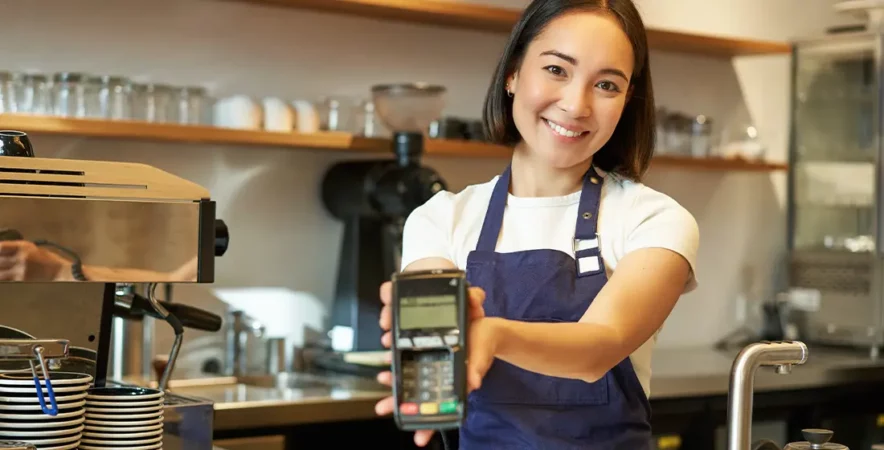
xmin=320 ymin=83 xmax=448 ymax=363
xmin=0 ymin=130 xmax=228 ymax=450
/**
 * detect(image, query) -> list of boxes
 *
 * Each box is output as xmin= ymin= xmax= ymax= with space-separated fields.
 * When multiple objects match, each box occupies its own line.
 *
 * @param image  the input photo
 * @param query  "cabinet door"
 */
xmin=789 ymin=34 xmax=884 ymax=346
xmin=791 ymin=35 xmax=879 ymax=253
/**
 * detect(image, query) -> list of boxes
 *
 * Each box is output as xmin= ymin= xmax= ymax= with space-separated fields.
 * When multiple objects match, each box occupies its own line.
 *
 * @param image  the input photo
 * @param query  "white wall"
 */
xmin=0 ymin=0 xmax=858 ymax=370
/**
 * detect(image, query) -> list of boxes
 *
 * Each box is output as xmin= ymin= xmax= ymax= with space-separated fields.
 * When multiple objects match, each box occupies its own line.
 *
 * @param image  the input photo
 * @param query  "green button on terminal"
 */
xmin=439 ymin=401 xmax=458 ymax=414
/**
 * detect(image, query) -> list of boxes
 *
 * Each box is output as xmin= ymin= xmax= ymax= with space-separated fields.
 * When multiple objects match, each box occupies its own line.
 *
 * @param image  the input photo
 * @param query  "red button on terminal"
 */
xmin=400 ymin=402 xmax=419 ymax=415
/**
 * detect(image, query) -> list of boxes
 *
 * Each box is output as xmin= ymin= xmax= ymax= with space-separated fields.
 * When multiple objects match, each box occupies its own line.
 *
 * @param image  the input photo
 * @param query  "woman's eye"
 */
xmin=544 ymin=65 xmax=566 ymax=77
xmin=596 ymin=81 xmax=620 ymax=92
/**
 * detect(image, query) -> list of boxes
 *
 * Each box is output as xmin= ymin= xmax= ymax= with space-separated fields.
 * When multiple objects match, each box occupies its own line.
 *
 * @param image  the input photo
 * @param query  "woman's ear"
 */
xmin=506 ymin=73 xmax=518 ymax=96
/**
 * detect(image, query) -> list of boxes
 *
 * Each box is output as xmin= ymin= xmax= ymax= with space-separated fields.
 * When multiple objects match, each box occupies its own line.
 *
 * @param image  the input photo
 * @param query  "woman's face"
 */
xmin=508 ymin=11 xmax=635 ymax=169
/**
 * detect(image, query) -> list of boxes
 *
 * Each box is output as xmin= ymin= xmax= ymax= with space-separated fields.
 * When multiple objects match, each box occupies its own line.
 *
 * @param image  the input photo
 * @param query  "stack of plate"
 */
xmin=82 ymin=387 xmax=164 ymax=450
xmin=0 ymin=372 xmax=93 ymax=450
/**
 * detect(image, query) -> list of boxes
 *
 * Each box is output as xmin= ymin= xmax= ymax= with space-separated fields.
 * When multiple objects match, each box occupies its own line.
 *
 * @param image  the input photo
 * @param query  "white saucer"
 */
xmin=85 ymin=411 xmax=161 ymax=420
xmin=84 ymin=397 xmax=163 ymax=408
xmin=0 ymin=399 xmax=85 ymax=411
xmin=41 ymin=443 xmax=78 ymax=450
xmin=0 ymin=392 xmax=87 ymax=404
xmin=83 ymin=428 xmax=162 ymax=439
xmin=80 ymin=433 xmax=161 ymax=446
xmin=80 ymin=443 xmax=160 ymax=450
xmin=84 ymin=422 xmax=162 ymax=433
xmin=0 ymin=385 xmax=89 ymax=395
xmin=0 ymin=423 xmax=84 ymax=438
xmin=84 ymin=415 xmax=163 ymax=427
xmin=0 ymin=416 xmax=84 ymax=430
xmin=0 ymin=407 xmax=84 ymax=420
xmin=5 ymin=432 xmax=79 ymax=446
xmin=0 ymin=373 xmax=93 ymax=387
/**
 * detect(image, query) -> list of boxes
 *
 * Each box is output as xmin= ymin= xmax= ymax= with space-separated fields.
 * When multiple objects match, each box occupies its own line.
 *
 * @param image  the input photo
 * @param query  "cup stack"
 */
xmin=0 ymin=372 xmax=93 ymax=449
xmin=81 ymin=387 xmax=164 ymax=450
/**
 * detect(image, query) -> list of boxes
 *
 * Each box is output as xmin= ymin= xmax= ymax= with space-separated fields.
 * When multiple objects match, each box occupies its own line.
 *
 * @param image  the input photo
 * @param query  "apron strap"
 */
xmin=475 ymin=165 xmax=512 ymax=252
xmin=474 ymin=163 xmax=606 ymax=278
xmin=574 ymin=166 xmax=605 ymax=278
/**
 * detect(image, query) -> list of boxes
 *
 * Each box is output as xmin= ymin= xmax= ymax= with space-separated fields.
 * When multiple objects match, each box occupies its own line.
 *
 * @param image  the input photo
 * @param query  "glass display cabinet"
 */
xmin=787 ymin=31 xmax=883 ymax=355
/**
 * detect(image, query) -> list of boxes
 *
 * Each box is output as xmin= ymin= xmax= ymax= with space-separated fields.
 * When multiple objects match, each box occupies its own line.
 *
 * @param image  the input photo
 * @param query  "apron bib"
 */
xmin=459 ymin=165 xmax=652 ymax=450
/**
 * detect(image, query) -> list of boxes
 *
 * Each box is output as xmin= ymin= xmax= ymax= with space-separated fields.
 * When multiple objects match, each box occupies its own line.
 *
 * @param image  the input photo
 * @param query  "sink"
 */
xmin=154 ymin=372 xmax=388 ymax=393
xmin=240 ymin=372 xmax=387 ymax=392
xmin=238 ymin=373 xmax=329 ymax=389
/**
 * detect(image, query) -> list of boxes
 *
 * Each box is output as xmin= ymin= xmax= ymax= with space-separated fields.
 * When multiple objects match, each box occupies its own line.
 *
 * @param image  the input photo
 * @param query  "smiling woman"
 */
xmin=485 ymin=0 xmax=655 ymax=190
xmin=373 ymin=1 xmax=700 ymax=449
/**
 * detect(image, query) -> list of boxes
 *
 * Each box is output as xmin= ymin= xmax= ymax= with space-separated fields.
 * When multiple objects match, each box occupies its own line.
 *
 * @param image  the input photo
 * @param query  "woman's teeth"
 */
xmin=546 ymin=119 xmax=585 ymax=138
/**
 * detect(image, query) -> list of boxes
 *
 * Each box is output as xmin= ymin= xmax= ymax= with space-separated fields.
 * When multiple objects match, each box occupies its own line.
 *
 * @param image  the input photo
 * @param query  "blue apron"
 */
xmin=459 ymin=165 xmax=652 ymax=450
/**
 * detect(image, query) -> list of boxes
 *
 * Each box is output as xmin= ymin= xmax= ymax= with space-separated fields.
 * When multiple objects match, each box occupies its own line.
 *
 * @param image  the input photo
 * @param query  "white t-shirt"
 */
xmin=400 ymin=170 xmax=700 ymax=397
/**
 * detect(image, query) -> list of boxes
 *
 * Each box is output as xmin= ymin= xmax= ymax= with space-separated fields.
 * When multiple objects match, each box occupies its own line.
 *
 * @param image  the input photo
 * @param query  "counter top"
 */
xmin=648 ymin=345 xmax=884 ymax=399
xmin=157 ymin=345 xmax=884 ymax=431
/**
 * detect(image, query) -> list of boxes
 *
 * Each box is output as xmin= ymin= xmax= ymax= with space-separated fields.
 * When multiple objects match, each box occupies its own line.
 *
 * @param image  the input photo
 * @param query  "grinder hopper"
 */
xmin=372 ymin=83 xmax=446 ymax=165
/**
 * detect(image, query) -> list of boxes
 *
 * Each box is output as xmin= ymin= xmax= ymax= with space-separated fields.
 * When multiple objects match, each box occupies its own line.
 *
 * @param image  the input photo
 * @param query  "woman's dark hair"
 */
xmin=482 ymin=0 xmax=655 ymax=181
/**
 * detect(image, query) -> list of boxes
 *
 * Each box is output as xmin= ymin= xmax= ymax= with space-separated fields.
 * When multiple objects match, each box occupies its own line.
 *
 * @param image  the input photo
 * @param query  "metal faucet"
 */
xmin=727 ymin=341 xmax=809 ymax=450
xmin=225 ymin=310 xmax=265 ymax=377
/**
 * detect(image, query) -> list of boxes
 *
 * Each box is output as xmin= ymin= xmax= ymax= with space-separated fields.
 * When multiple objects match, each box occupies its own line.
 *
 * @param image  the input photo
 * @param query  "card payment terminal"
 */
xmin=391 ymin=269 xmax=468 ymax=431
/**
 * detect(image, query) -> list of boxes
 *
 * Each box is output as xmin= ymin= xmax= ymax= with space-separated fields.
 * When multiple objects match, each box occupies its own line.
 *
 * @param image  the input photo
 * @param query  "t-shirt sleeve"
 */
xmin=399 ymin=191 xmax=456 ymax=271
xmin=623 ymin=186 xmax=700 ymax=293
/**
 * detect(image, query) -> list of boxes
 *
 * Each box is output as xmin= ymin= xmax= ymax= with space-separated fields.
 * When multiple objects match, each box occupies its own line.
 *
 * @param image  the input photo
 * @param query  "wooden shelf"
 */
xmin=651 ymin=154 xmax=788 ymax=172
xmin=231 ymin=0 xmax=792 ymax=57
xmin=0 ymin=114 xmax=787 ymax=171
xmin=0 ymin=114 xmax=387 ymax=154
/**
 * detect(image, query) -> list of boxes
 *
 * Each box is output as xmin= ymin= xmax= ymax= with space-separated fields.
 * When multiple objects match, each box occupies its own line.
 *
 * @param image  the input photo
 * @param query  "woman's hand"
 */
xmin=0 ymin=240 xmax=71 ymax=281
xmin=374 ymin=280 xmax=491 ymax=447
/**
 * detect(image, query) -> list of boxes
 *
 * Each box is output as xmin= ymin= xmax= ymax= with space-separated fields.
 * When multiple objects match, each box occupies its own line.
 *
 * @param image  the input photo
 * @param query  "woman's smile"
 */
xmin=543 ymin=118 xmax=590 ymax=142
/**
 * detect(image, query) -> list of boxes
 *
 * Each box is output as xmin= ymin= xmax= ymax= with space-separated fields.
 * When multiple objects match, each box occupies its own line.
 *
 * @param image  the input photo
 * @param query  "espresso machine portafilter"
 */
xmin=0 ymin=130 xmax=229 ymax=450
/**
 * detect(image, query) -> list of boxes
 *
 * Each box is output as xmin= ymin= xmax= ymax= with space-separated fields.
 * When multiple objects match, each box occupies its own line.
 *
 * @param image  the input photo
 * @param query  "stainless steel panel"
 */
xmin=0 ymin=283 xmax=108 ymax=379
xmin=0 ymin=283 xmax=106 ymax=350
xmin=105 ymin=381 xmax=216 ymax=450
xmin=0 ymin=155 xmax=218 ymax=283
xmin=162 ymin=392 xmax=215 ymax=450
xmin=0 ymin=196 xmax=200 ymax=282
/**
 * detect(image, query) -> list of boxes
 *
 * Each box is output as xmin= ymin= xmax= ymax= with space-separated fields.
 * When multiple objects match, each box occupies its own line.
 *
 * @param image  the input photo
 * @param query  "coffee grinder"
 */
xmin=321 ymin=83 xmax=449 ymax=356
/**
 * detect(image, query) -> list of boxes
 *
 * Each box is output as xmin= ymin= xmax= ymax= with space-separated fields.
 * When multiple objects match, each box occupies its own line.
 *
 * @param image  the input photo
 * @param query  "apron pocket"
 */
xmin=476 ymin=361 xmax=609 ymax=406
xmin=473 ymin=318 xmax=609 ymax=407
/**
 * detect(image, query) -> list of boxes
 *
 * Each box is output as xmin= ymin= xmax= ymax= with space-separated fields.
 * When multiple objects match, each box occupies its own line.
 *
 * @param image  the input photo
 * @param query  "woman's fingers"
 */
xmin=469 ymin=287 xmax=486 ymax=319
xmin=414 ymin=430 xmax=436 ymax=447
xmin=376 ymin=370 xmax=392 ymax=386
xmin=379 ymin=281 xmax=392 ymax=305
xmin=379 ymin=305 xmax=391 ymax=331
xmin=374 ymin=396 xmax=395 ymax=416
